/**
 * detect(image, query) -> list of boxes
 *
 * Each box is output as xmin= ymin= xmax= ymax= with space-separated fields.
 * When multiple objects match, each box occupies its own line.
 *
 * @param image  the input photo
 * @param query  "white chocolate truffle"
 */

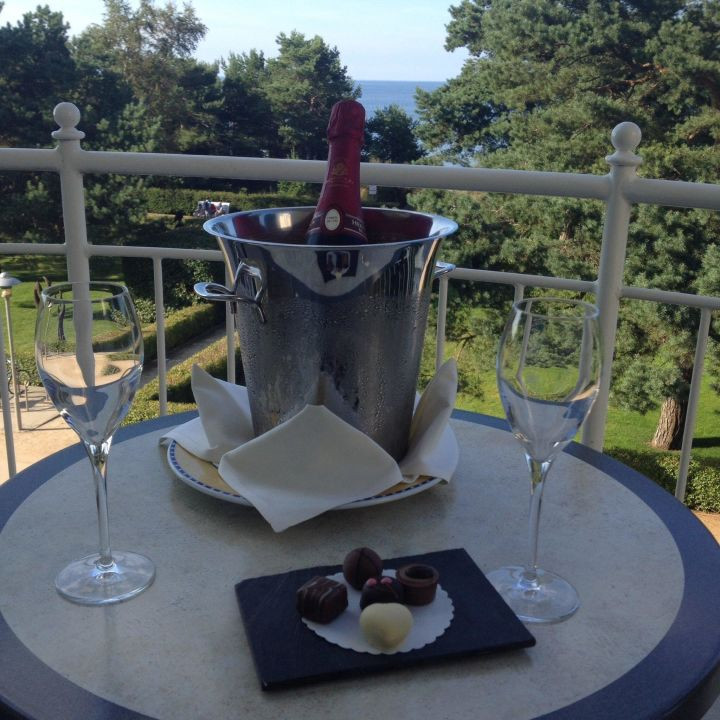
xmin=359 ymin=602 xmax=413 ymax=651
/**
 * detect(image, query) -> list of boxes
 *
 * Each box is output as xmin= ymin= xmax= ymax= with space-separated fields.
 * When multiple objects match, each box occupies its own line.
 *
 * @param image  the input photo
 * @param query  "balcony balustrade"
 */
xmin=1 ymin=102 xmax=719 ymax=502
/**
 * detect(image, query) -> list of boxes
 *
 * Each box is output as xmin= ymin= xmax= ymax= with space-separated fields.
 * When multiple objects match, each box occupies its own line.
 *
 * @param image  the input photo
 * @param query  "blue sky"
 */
xmin=1 ymin=0 xmax=469 ymax=81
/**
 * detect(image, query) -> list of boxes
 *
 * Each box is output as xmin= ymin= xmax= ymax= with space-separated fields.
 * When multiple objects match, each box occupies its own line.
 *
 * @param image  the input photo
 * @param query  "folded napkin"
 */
xmin=162 ymin=360 xmax=459 ymax=532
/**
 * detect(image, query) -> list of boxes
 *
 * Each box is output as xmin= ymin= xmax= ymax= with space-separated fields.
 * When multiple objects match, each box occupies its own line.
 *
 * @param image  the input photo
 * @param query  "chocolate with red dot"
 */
xmin=359 ymin=575 xmax=405 ymax=609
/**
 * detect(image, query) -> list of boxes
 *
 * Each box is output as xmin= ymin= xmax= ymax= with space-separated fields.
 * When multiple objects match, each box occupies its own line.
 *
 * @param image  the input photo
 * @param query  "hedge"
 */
xmin=142 ymin=303 xmax=220 ymax=362
xmin=14 ymin=303 xmax=221 ymax=387
xmin=143 ymin=187 xmax=318 ymax=215
xmin=123 ymin=335 xmax=242 ymax=425
xmin=120 ymin=222 xmax=227 ymax=310
xmin=606 ymin=447 xmax=720 ymax=513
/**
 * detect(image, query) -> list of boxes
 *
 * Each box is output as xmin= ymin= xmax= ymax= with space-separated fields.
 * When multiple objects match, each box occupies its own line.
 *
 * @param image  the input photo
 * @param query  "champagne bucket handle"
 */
xmin=194 ymin=261 xmax=266 ymax=323
xmin=434 ymin=261 xmax=455 ymax=279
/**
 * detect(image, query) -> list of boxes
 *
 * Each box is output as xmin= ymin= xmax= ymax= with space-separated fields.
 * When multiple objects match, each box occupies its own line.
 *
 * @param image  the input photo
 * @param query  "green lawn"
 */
xmin=0 ymin=256 xmax=123 ymax=355
xmin=456 ymin=369 xmax=716 ymax=455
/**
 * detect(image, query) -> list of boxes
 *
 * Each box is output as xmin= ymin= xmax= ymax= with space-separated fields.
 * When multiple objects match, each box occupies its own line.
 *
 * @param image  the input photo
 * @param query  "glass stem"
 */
xmin=525 ymin=455 xmax=553 ymax=581
xmin=83 ymin=438 xmax=114 ymax=568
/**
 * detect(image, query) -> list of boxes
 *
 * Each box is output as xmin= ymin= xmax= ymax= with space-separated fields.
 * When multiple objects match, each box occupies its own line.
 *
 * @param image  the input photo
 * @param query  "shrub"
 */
xmin=142 ymin=304 xmax=220 ymax=362
xmin=606 ymin=447 xmax=720 ymax=513
xmin=16 ymin=304 xmax=220 ymax=389
xmin=133 ymin=297 xmax=158 ymax=324
xmin=142 ymin=187 xmax=318 ymax=215
xmin=14 ymin=350 xmax=40 ymax=386
xmin=124 ymin=336 xmax=243 ymax=424
xmin=121 ymin=222 xmax=227 ymax=311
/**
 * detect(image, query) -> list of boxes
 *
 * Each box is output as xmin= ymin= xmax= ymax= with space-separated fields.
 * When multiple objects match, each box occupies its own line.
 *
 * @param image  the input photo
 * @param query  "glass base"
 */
xmin=55 ymin=551 xmax=155 ymax=606
xmin=487 ymin=565 xmax=579 ymax=624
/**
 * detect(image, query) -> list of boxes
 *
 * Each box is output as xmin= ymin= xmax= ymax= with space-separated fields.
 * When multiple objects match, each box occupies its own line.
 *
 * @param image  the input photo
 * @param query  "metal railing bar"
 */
xmin=41 ymin=149 xmax=614 ymax=200
xmin=225 ymin=265 xmax=236 ymax=385
xmin=676 ymin=308 xmax=712 ymax=502
xmin=0 ymin=147 xmax=60 ymax=172
xmin=0 ymin=243 xmax=67 ymax=256
xmin=435 ymin=276 xmax=449 ymax=371
xmin=86 ymin=245 xmax=223 ymax=262
xmin=620 ymin=285 xmax=720 ymax=311
xmin=448 ymin=267 xmax=597 ymax=295
xmin=625 ymin=176 xmax=720 ymax=211
xmin=152 ymin=257 xmax=167 ymax=416
xmin=73 ymin=151 xmax=325 ymax=183
xmin=446 ymin=268 xmax=720 ymax=312
xmin=0 ymin=307 xmax=16 ymax=479
xmin=359 ymin=164 xmax=612 ymax=199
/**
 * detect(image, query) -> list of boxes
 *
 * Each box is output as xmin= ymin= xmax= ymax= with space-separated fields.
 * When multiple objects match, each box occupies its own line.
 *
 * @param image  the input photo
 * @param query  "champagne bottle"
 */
xmin=305 ymin=99 xmax=368 ymax=245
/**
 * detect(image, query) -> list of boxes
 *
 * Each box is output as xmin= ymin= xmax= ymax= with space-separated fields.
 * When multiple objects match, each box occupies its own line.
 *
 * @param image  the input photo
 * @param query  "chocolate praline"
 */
xmin=296 ymin=576 xmax=348 ymax=623
xmin=396 ymin=563 xmax=439 ymax=605
xmin=342 ymin=547 xmax=383 ymax=590
xmin=359 ymin=575 xmax=405 ymax=609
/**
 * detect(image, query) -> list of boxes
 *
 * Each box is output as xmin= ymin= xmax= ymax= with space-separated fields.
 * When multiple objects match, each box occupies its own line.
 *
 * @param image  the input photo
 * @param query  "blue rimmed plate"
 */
xmin=166 ymin=440 xmax=443 ymax=509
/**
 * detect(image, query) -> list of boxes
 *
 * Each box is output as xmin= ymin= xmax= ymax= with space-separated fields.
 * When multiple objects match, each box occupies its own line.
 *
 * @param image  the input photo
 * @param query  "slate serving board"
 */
xmin=235 ymin=548 xmax=535 ymax=690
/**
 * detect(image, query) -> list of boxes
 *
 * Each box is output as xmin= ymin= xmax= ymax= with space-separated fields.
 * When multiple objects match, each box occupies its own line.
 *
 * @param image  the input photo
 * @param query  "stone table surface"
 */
xmin=1 ymin=411 xmax=719 ymax=720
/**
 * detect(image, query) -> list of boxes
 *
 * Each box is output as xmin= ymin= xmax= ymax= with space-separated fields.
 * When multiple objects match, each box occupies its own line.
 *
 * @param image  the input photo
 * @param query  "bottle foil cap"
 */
xmin=327 ymin=100 xmax=365 ymax=141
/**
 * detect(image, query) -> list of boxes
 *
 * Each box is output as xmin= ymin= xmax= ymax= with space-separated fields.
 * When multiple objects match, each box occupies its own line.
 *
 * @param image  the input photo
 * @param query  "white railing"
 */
xmin=1 ymin=102 xmax=720 ymax=501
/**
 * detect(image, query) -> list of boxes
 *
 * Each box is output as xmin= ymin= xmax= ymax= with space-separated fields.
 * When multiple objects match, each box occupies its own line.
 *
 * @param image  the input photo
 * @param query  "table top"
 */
xmin=1 ymin=410 xmax=719 ymax=720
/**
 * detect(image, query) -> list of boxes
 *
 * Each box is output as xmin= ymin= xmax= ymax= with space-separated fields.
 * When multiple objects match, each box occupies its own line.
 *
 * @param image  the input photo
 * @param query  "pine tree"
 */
xmin=414 ymin=0 xmax=720 ymax=449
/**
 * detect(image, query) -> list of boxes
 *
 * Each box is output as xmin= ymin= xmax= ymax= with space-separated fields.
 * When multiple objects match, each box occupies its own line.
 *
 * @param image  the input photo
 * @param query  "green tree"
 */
xmin=365 ymin=105 xmax=424 ymax=164
xmin=264 ymin=31 xmax=359 ymax=159
xmin=0 ymin=4 xmax=77 ymax=148
xmin=76 ymin=0 xmax=216 ymax=152
xmin=363 ymin=104 xmax=425 ymax=205
xmin=414 ymin=0 xmax=720 ymax=449
xmin=219 ymin=50 xmax=278 ymax=157
xmin=0 ymin=5 xmax=152 ymax=244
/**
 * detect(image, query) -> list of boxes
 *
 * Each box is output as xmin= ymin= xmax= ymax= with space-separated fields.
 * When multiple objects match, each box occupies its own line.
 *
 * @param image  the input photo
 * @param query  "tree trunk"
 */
xmin=651 ymin=395 xmax=688 ymax=450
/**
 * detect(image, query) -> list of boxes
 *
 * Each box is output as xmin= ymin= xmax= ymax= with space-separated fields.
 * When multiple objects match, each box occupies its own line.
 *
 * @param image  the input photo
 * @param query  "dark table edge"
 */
xmin=0 ymin=410 xmax=718 ymax=720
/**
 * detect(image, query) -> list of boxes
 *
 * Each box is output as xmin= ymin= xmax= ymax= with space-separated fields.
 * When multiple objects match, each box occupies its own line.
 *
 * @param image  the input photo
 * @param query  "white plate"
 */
xmin=166 ymin=440 xmax=444 ymax=510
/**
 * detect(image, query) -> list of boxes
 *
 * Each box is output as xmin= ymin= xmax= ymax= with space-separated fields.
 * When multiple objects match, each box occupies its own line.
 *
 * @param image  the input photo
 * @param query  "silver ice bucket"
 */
xmin=196 ymin=206 xmax=457 ymax=460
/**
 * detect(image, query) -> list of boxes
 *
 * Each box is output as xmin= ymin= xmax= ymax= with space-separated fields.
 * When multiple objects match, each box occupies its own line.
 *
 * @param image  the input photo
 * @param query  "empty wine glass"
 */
xmin=488 ymin=297 xmax=601 ymax=623
xmin=35 ymin=281 xmax=155 ymax=605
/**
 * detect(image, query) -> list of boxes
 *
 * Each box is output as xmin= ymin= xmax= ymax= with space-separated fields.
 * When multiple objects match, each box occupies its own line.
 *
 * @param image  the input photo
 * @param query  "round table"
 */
xmin=1 ymin=411 xmax=719 ymax=720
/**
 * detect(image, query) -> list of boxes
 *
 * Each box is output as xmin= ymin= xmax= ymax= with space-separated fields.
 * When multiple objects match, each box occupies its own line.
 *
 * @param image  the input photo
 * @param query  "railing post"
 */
xmin=152 ymin=258 xmax=168 ymax=416
xmin=582 ymin=122 xmax=642 ymax=451
xmin=0 ymin=306 xmax=16 ymax=479
xmin=225 ymin=265 xmax=236 ymax=384
xmin=52 ymin=103 xmax=90 ymax=284
xmin=675 ymin=308 xmax=712 ymax=502
xmin=435 ymin=276 xmax=449 ymax=371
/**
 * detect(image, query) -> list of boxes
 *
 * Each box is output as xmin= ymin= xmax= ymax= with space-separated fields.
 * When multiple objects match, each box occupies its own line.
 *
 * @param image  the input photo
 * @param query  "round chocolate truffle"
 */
xmin=342 ymin=547 xmax=382 ymax=590
xmin=360 ymin=575 xmax=405 ymax=609
xmin=396 ymin=563 xmax=439 ymax=605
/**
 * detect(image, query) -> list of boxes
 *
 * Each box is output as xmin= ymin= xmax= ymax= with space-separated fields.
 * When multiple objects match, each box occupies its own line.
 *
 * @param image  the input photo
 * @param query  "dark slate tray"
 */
xmin=235 ymin=548 xmax=535 ymax=690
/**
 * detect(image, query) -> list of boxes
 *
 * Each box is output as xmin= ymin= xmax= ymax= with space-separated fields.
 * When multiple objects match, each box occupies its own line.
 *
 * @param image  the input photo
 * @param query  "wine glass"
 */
xmin=35 ymin=281 xmax=155 ymax=605
xmin=487 ymin=297 xmax=601 ymax=623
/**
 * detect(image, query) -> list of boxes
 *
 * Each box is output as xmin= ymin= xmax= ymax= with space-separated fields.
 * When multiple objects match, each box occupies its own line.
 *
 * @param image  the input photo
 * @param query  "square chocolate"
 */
xmin=296 ymin=576 xmax=348 ymax=624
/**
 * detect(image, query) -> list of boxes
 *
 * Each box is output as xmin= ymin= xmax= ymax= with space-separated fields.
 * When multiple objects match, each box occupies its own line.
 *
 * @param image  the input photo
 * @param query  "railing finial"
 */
xmin=52 ymin=102 xmax=85 ymax=141
xmin=606 ymin=122 xmax=642 ymax=167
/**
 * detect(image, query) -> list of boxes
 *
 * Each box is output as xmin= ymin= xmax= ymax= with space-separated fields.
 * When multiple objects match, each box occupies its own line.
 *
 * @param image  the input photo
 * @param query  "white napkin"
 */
xmin=162 ymin=360 xmax=459 ymax=532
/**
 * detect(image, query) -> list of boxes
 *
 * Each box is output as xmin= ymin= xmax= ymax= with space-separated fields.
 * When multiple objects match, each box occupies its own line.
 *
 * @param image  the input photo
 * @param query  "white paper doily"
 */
xmin=302 ymin=570 xmax=454 ymax=655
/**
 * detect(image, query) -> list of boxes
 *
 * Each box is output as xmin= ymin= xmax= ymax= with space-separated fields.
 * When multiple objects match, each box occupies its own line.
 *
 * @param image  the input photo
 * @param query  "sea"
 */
xmin=355 ymin=80 xmax=444 ymax=120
